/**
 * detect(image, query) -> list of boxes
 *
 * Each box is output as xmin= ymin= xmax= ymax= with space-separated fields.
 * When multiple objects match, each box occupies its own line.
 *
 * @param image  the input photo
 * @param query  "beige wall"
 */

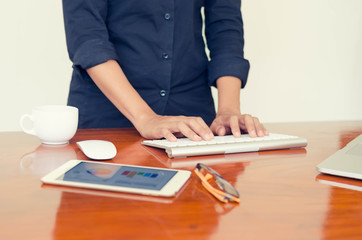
xmin=1 ymin=0 xmax=361 ymax=132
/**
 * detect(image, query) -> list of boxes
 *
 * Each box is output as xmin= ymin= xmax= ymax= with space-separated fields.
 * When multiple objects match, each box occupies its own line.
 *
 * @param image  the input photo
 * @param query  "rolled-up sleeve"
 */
xmin=62 ymin=0 xmax=119 ymax=69
xmin=205 ymin=0 xmax=250 ymax=88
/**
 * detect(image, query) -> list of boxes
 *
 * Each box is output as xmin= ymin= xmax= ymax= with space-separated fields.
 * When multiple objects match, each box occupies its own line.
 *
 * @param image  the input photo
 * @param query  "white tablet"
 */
xmin=41 ymin=160 xmax=191 ymax=197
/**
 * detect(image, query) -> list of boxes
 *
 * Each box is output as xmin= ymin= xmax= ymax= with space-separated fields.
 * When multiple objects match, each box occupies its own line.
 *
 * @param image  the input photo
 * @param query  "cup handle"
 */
xmin=19 ymin=114 xmax=36 ymax=136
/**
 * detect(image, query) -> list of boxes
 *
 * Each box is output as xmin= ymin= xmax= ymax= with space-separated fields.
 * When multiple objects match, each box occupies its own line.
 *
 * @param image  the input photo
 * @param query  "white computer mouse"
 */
xmin=76 ymin=140 xmax=117 ymax=160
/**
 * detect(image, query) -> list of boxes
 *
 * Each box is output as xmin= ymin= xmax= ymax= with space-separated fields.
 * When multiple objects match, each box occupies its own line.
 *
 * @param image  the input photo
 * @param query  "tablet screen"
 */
xmin=61 ymin=162 xmax=177 ymax=191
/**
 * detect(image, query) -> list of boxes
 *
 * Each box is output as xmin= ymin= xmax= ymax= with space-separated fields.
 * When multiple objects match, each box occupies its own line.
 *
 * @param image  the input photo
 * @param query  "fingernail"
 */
xmin=194 ymin=135 xmax=202 ymax=141
xmin=207 ymin=133 xmax=214 ymax=140
xmin=170 ymin=136 xmax=177 ymax=142
xmin=250 ymin=130 xmax=256 ymax=137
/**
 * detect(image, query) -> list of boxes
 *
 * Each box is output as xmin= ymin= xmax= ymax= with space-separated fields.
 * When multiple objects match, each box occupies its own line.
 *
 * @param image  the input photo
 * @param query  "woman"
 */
xmin=62 ymin=0 xmax=268 ymax=141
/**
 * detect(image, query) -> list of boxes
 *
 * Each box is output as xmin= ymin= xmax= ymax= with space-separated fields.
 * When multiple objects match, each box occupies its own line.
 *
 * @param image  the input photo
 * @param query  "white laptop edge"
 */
xmin=317 ymin=134 xmax=362 ymax=180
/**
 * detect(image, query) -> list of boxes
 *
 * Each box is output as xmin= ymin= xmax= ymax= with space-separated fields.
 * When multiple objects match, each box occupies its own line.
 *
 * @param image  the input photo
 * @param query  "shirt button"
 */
xmin=160 ymin=90 xmax=166 ymax=97
xmin=162 ymin=53 xmax=169 ymax=59
xmin=164 ymin=13 xmax=171 ymax=20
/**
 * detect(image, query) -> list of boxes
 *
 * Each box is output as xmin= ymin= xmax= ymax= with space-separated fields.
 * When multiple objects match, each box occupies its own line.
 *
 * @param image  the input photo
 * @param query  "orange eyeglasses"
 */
xmin=194 ymin=163 xmax=240 ymax=203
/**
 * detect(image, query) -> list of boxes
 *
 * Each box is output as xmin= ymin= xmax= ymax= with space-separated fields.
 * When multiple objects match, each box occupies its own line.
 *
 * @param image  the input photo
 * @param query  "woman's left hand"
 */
xmin=210 ymin=111 xmax=268 ymax=138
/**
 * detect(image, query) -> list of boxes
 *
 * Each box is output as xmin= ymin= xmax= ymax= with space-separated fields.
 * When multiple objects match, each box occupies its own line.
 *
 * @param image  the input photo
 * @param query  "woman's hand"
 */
xmin=135 ymin=114 xmax=214 ymax=142
xmin=212 ymin=76 xmax=268 ymax=138
xmin=210 ymin=111 xmax=268 ymax=138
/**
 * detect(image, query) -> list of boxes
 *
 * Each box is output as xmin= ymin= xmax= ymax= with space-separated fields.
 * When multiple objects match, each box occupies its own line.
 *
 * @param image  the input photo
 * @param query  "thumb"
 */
xmin=211 ymin=124 xmax=226 ymax=136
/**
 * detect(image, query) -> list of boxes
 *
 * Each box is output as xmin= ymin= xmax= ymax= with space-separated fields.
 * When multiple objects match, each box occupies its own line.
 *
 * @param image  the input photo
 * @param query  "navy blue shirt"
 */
xmin=63 ymin=0 xmax=250 ymax=128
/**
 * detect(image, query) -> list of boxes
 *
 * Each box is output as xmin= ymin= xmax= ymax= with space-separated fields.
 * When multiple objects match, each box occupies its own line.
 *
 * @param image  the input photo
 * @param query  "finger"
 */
xmin=177 ymin=121 xmax=202 ymax=141
xmin=252 ymin=117 xmax=268 ymax=137
xmin=229 ymin=116 xmax=241 ymax=137
xmin=171 ymin=117 xmax=211 ymax=140
xmin=214 ymin=125 xmax=227 ymax=136
xmin=190 ymin=117 xmax=214 ymax=140
xmin=240 ymin=114 xmax=257 ymax=137
xmin=161 ymin=128 xmax=178 ymax=142
xmin=210 ymin=119 xmax=227 ymax=136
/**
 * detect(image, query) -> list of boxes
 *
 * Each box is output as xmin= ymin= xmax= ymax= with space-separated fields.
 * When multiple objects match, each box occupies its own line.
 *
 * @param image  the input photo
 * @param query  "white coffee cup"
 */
xmin=19 ymin=105 xmax=78 ymax=145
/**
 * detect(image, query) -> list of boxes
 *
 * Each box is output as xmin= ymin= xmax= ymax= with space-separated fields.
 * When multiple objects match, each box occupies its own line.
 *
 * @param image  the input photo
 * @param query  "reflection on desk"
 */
xmin=20 ymin=144 xmax=76 ymax=176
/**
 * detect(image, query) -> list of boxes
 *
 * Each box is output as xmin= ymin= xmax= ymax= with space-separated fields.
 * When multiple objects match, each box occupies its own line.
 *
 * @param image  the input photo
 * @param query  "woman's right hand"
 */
xmin=135 ymin=114 xmax=214 ymax=142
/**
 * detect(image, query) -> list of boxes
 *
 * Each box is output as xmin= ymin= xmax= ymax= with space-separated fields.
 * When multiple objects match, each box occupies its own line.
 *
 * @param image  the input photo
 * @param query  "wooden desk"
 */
xmin=1 ymin=121 xmax=362 ymax=240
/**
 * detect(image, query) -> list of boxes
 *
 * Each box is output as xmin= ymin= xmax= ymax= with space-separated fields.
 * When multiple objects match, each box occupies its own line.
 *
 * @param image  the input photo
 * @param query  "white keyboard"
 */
xmin=142 ymin=133 xmax=308 ymax=158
